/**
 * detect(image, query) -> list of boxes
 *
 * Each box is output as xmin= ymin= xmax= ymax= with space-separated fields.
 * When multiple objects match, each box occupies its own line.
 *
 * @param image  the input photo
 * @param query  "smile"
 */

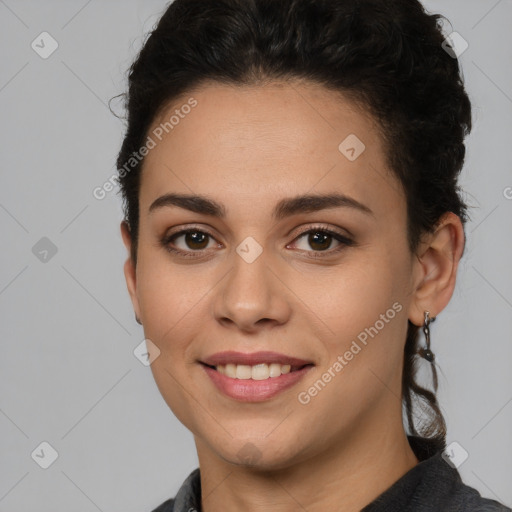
xmin=200 ymin=362 xmax=314 ymax=402
xmin=211 ymin=362 xmax=309 ymax=380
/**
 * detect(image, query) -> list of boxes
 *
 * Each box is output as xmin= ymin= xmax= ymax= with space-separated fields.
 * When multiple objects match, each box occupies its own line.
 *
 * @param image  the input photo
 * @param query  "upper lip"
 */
xmin=201 ymin=351 xmax=314 ymax=368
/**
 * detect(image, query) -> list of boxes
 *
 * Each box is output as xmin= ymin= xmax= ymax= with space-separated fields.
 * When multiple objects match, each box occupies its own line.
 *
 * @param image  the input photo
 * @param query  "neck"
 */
xmin=195 ymin=410 xmax=419 ymax=512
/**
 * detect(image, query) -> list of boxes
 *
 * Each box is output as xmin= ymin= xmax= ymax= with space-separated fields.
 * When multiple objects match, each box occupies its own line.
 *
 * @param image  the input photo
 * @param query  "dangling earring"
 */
xmin=419 ymin=311 xmax=435 ymax=362
xmin=135 ymin=314 xmax=142 ymax=325
xmin=418 ymin=310 xmax=438 ymax=391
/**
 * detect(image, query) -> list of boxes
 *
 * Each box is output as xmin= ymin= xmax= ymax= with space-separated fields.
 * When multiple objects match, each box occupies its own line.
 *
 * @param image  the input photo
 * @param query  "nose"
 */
xmin=213 ymin=248 xmax=292 ymax=333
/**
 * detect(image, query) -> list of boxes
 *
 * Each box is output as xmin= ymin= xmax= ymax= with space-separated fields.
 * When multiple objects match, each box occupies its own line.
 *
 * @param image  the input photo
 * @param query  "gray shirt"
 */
xmin=150 ymin=436 xmax=511 ymax=511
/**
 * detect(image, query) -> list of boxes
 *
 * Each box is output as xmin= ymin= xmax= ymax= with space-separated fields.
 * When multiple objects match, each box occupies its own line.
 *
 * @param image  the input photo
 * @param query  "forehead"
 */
xmin=139 ymin=80 xmax=403 ymax=219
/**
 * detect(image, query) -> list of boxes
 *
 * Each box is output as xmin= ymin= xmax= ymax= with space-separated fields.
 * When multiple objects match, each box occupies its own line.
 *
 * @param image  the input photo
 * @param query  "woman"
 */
xmin=115 ymin=0 xmax=511 ymax=510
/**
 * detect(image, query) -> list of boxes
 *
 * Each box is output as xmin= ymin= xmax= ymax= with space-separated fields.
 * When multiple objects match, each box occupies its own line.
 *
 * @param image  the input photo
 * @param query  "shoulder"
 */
xmin=451 ymin=482 xmax=511 ymax=512
xmin=407 ymin=437 xmax=511 ymax=512
xmin=147 ymin=467 xmax=200 ymax=512
xmin=427 ymin=461 xmax=511 ymax=511
xmin=149 ymin=497 xmax=175 ymax=512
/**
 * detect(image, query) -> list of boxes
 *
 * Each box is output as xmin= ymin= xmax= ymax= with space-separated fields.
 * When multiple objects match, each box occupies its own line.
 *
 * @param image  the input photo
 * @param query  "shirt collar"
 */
xmin=171 ymin=465 xmax=201 ymax=512
xmin=361 ymin=435 xmax=459 ymax=511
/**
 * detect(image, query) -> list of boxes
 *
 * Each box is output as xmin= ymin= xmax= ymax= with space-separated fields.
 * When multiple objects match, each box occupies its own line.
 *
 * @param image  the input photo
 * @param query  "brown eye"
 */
xmin=306 ymin=231 xmax=334 ymax=251
xmin=165 ymin=229 xmax=217 ymax=252
xmin=289 ymin=226 xmax=354 ymax=257
xmin=182 ymin=231 xmax=210 ymax=250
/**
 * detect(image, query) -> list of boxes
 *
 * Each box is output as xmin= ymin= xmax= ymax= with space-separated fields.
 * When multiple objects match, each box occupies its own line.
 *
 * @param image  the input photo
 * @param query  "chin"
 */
xmin=212 ymin=437 xmax=308 ymax=472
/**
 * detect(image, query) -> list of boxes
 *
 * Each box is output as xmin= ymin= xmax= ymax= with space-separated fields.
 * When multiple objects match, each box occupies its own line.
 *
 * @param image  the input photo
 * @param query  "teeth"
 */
xmin=216 ymin=363 xmax=292 ymax=380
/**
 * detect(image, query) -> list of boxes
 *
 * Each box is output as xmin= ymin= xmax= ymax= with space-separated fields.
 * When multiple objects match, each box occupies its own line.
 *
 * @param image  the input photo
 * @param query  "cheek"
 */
xmin=135 ymin=249 xmax=203 ymax=353
xmin=297 ymin=251 xmax=405 ymax=336
xmin=299 ymin=244 xmax=411 ymax=388
xmin=136 ymin=252 xmax=209 ymax=427
xmin=293 ymin=264 xmax=409 ymax=429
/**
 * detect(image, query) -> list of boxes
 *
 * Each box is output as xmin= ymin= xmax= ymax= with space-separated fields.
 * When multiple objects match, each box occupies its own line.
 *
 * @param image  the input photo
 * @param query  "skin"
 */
xmin=120 ymin=79 xmax=465 ymax=512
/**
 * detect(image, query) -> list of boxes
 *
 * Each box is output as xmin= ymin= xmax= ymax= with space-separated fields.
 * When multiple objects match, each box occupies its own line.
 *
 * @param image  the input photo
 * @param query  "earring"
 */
xmin=418 ymin=310 xmax=439 ymax=392
xmin=418 ymin=311 xmax=435 ymax=362
xmin=135 ymin=314 xmax=142 ymax=325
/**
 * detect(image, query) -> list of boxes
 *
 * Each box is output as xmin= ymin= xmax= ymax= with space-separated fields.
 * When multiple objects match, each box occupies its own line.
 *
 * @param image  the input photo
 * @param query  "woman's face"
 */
xmin=122 ymin=80 xmax=423 ymax=469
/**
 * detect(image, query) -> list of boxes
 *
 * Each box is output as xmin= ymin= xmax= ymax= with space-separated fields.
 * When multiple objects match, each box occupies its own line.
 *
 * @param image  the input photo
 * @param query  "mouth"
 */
xmin=198 ymin=351 xmax=315 ymax=402
xmin=200 ymin=361 xmax=313 ymax=380
xmin=199 ymin=350 xmax=314 ymax=380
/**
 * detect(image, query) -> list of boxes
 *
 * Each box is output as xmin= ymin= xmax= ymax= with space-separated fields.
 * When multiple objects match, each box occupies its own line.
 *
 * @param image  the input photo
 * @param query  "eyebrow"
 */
xmin=148 ymin=192 xmax=374 ymax=220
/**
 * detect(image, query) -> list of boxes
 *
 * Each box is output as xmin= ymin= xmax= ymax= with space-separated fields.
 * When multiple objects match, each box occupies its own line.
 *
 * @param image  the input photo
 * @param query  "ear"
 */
xmin=120 ymin=220 xmax=141 ymax=322
xmin=408 ymin=212 xmax=465 ymax=326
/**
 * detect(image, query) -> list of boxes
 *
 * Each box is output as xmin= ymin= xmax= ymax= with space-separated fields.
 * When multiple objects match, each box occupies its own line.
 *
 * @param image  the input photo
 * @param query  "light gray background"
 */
xmin=1 ymin=1 xmax=511 ymax=511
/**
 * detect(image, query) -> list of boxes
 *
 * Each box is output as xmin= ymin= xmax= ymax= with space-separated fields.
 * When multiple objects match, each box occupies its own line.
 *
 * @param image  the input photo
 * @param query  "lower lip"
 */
xmin=201 ymin=364 xmax=314 ymax=402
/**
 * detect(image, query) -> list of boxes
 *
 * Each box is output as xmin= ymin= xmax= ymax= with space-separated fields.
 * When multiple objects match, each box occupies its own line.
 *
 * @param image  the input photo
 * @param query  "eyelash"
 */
xmin=161 ymin=224 xmax=354 ymax=260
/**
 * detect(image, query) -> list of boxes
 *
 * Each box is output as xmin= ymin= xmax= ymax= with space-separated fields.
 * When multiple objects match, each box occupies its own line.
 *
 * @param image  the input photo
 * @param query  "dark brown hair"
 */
xmin=114 ymin=0 xmax=472 ymax=452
